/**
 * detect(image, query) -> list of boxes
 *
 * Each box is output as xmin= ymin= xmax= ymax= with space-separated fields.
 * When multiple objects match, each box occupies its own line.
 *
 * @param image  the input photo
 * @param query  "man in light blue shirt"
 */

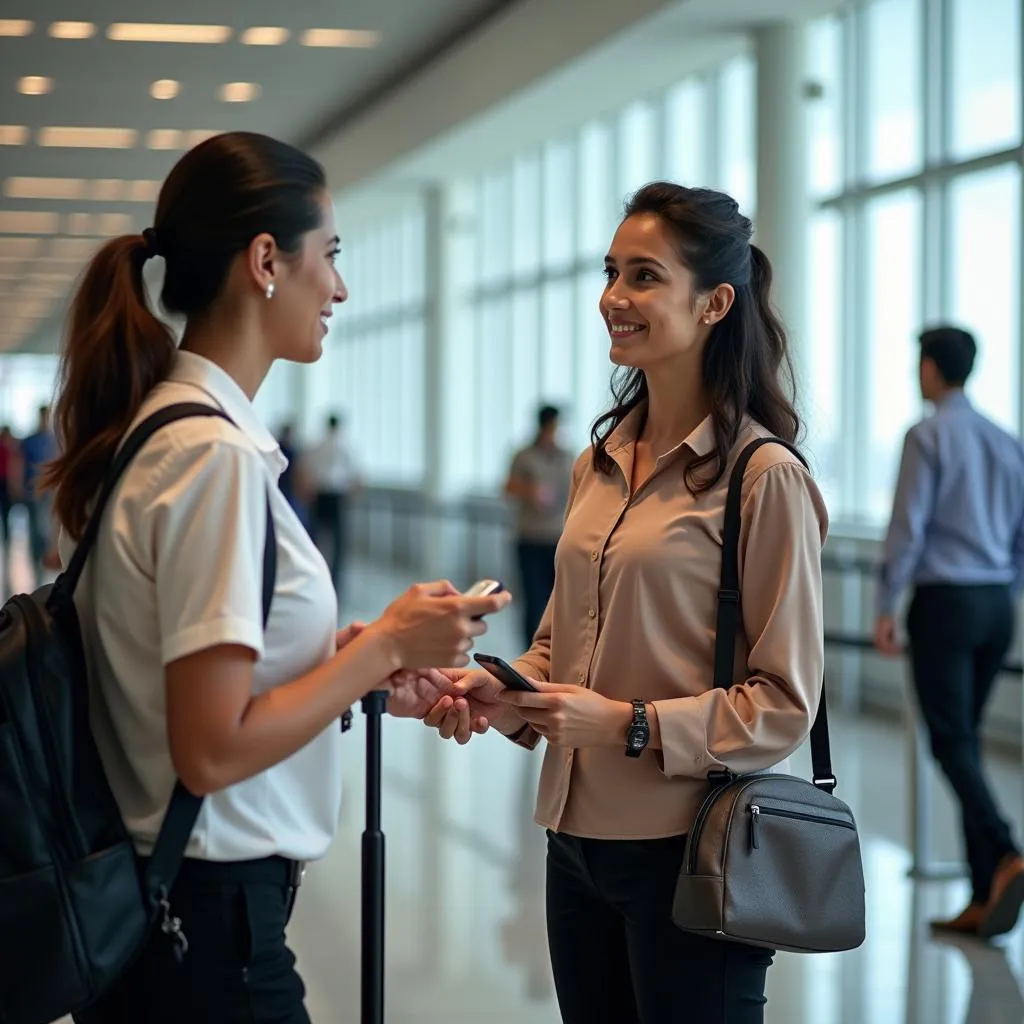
xmin=876 ymin=326 xmax=1024 ymax=938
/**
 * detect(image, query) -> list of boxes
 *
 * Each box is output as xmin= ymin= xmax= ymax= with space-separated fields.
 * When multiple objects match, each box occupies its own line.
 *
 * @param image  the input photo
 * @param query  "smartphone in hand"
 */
xmin=464 ymin=579 xmax=505 ymax=598
xmin=473 ymin=653 xmax=538 ymax=692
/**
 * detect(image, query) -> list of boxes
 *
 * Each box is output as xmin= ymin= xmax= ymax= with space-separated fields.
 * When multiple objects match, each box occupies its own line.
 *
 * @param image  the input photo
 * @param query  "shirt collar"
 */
xmin=935 ymin=389 xmax=971 ymax=412
xmin=606 ymin=402 xmax=716 ymax=460
xmin=167 ymin=350 xmax=285 ymax=472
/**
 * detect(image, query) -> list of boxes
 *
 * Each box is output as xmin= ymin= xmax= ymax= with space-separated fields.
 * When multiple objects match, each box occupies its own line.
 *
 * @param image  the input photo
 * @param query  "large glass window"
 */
xmin=948 ymin=165 xmax=1021 ymax=432
xmin=863 ymin=190 xmax=923 ymax=522
xmin=543 ymin=138 xmax=575 ymax=271
xmin=804 ymin=210 xmax=844 ymax=512
xmin=578 ymin=119 xmax=616 ymax=259
xmin=618 ymin=100 xmax=657 ymax=197
xmin=864 ymin=0 xmax=922 ymax=182
xmin=806 ymin=17 xmax=843 ymax=197
xmin=718 ymin=55 xmax=756 ymax=214
xmin=512 ymin=153 xmax=541 ymax=278
xmin=949 ymin=0 xmax=1021 ymax=159
xmin=664 ymin=78 xmax=706 ymax=186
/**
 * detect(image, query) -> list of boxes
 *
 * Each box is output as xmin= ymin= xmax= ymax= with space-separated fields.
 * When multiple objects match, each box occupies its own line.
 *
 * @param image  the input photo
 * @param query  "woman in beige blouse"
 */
xmin=425 ymin=182 xmax=828 ymax=1023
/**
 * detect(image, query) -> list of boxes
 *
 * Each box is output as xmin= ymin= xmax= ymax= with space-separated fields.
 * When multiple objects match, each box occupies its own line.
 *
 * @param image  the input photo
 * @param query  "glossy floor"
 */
xmin=43 ymin=550 xmax=1024 ymax=1023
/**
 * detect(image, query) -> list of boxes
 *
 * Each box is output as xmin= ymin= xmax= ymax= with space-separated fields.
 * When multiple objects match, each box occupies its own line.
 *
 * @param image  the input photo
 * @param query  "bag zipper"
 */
xmin=14 ymin=594 xmax=85 ymax=861
xmin=748 ymin=803 xmax=855 ymax=851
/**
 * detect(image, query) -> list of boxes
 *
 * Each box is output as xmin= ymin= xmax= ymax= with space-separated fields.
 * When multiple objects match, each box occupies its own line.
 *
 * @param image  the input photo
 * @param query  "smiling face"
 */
xmin=267 ymin=191 xmax=348 ymax=363
xmin=600 ymin=212 xmax=733 ymax=371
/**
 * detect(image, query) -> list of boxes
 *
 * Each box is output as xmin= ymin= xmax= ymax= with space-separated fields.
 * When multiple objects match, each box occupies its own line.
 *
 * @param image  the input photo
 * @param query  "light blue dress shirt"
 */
xmin=878 ymin=391 xmax=1024 ymax=617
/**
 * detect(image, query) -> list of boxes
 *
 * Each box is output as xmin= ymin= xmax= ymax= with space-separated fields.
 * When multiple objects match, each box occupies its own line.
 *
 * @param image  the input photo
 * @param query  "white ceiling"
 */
xmin=0 ymin=0 xmax=510 ymax=352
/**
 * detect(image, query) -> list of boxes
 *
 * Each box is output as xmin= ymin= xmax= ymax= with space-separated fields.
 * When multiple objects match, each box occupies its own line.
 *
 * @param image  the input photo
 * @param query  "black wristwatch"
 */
xmin=625 ymin=699 xmax=650 ymax=758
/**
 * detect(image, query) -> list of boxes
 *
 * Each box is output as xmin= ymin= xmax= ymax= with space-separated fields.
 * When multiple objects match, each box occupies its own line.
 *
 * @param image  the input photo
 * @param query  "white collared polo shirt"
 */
xmin=58 ymin=350 xmax=342 ymax=862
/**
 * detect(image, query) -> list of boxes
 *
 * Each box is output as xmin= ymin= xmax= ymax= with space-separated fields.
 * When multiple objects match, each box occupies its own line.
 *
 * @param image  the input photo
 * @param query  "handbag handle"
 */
xmin=713 ymin=437 xmax=837 ymax=795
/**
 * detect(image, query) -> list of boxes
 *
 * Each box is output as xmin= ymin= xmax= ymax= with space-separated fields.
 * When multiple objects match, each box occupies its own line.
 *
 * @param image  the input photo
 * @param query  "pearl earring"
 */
xmin=266 ymin=283 xmax=275 ymax=300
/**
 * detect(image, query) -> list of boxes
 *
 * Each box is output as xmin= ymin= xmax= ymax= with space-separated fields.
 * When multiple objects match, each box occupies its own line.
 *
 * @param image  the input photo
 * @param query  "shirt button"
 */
xmin=588 ymin=607 xmax=596 ymax=619
xmin=577 ymin=671 xmax=585 ymax=683
xmin=591 ymin=550 xmax=599 ymax=562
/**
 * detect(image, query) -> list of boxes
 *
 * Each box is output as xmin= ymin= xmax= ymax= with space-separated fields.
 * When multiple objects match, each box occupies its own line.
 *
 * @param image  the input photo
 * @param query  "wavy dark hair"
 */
xmin=42 ymin=131 xmax=326 ymax=539
xmin=592 ymin=182 xmax=800 ymax=493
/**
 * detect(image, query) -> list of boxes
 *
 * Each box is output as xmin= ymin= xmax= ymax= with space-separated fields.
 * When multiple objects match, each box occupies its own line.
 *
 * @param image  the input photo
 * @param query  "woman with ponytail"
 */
xmin=423 ymin=183 xmax=828 ymax=1022
xmin=49 ymin=132 xmax=508 ymax=1024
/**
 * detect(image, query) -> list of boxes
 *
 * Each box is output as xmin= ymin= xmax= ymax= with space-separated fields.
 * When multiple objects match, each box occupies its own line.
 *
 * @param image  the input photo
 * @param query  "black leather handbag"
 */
xmin=671 ymin=438 xmax=867 ymax=954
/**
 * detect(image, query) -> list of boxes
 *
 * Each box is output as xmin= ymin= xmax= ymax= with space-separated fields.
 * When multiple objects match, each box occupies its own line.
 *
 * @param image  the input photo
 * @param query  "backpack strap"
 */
xmin=714 ymin=437 xmax=836 ymax=795
xmin=45 ymin=401 xmax=278 ymax=907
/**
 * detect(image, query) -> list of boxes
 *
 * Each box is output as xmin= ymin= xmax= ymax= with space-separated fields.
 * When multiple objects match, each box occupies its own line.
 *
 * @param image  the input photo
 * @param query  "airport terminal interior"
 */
xmin=1 ymin=0 xmax=1024 ymax=1020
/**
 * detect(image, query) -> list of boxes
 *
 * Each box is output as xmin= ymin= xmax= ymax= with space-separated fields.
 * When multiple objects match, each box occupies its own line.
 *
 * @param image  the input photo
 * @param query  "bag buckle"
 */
xmin=158 ymin=886 xmax=189 ymax=963
xmin=718 ymin=589 xmax=740 ymax=604
xmin=814 ymin=775 xmax=838 ymax=794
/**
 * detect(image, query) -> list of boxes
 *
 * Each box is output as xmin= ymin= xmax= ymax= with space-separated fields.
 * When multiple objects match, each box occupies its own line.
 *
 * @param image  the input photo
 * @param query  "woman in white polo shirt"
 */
xmin=43 ymin=132 xmax=507 ymax=1024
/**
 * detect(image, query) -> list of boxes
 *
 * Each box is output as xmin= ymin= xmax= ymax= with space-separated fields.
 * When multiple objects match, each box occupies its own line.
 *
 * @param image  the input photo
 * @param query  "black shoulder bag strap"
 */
xmin=713 ymin=436 xmax=836 ymax=795
xmin=46 ymin=401 xmax=276 ymax=906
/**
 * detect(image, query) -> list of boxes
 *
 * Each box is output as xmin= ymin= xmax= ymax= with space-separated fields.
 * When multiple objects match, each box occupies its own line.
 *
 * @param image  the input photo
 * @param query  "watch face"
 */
xmin=629 ymin=727 xmax=649 ymax=749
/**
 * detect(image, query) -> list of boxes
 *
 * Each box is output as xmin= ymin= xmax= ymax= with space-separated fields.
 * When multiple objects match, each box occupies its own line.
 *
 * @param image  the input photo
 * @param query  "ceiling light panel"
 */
xmin=0 ymin=213 xmax=59 ymax=234
xmin=187 ymin=129 xmax=220 ymax=147
xmin=38 ymin=127 xmax=138 ymax=149
xmin=108 ymin=23 xmax=231 ymax=44
xmin=17 ymin=77 xmax=53 ymax=96
xmin=5 ymin=178 xmax=160 ymax=202
xmin=241 ymin=26 xmax=289 ymax=46
xmin=51 ymin=238 xmax=98 ymax=259
xmin=5 ymin=178 xmax=84 ymax=200
xmin=0 ymin=126 xmax=29 ymax=146
xmin=150 ymin=79 xmax=180 ymax=100
xmin=89 ymin=179 xmax=123 ymax=201
xmin=0 ymin=238 xmax=43 ymax=257
xmin=128 ymin=180 xmax=161 ymax=202
xmin=301 ymin=29 xmax=380 ymax=48
xmin=49 ymin=21 xmax=95 ymax=39
xmin=219 ymin=82 xmax=261 ymax=103
xmin=0 ymin=20 xmax=33 ymax=37
xmin=147 ymin=129 xmax=183 ymax=150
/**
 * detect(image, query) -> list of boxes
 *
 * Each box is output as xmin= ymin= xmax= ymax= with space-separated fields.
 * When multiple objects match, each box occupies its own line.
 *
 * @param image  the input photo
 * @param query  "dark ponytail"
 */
xmin=42 ymin=131 xmax=327 ymax=540
xmin=591 ymin=183 xmax=800 ymax=494
xmin=42 ymin=236 xmax=176 ymax=539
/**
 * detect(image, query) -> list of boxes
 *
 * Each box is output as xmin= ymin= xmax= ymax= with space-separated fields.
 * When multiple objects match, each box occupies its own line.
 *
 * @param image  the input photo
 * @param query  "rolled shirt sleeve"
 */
xmin=654 ymin=460 xmax=829 ymax=780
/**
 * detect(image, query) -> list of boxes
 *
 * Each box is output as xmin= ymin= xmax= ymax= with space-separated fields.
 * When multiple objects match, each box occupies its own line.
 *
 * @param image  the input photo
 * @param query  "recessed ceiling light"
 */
xmin=5 ymin=178 xmax=84 ymax=200
xmin=107 ymin=23 xmax=231 ymax=44
xmin=17 ymin=77 xmax=53 ymax=96
xmin=38 ymin=127 xmax=138 ymax=149
xmin=219 ymin=82 xmax=261 ymax=103
xmin=240 ymin=26 xmax=289 ymax=46
xmin=0 ymin=20 xmax=33 ymax=37
xmin=150 ymin=79 xmax=180 ymax=100
xmin=301 ymin=28 xmax=380 ymax=48
xmin=49 ymin=21 xmax=95 ymax=40
xmin=0 ymin=126 xmax=29 ymax=146
xmin=0 ymin=212 xmax=60 ymax=234
xmin=146 ymin=129 xmax=183 ymax=150
xmin=186 ymin=129 xmax=221 ymax=147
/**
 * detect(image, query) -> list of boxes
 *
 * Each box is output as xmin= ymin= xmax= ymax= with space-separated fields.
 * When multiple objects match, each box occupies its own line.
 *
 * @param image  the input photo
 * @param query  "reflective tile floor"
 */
xmin=48 ymin=551 xmax=1024 ymax=1023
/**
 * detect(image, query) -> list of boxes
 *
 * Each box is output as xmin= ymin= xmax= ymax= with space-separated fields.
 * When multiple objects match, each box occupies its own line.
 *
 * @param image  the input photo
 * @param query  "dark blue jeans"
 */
xmin=907 ymin=583 xmax=1020 ymax=903
xmin=546 ymin=831 xmax=774 ymax=1023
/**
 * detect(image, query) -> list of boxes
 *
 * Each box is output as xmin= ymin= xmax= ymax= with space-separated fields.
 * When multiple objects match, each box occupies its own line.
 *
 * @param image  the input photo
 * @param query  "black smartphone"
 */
xmin=473 ymin=653 xmax=538 ymax=692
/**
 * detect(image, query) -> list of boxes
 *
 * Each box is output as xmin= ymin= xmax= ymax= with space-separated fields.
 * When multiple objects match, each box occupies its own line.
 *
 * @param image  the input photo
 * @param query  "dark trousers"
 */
xmin=546 ymin=831 xmax=774 ymax=1023
xmin=516 ymin=539 xmax=558 ymax=648
xmin=73 ymin=857 xmax=309 ymax=1024
xmin=314 ymin=491 xmax=349 ymax=599
xmin=906 ymin=583 xmax=1020 ymax=903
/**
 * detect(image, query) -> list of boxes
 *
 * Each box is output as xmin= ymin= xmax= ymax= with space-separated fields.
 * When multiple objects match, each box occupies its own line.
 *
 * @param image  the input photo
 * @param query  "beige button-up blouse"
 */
xmin=507 ymin=405 xmax=829 ymax=839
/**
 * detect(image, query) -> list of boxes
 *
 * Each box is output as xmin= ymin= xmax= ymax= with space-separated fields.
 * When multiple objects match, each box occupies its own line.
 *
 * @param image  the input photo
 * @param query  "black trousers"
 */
xmin=515 ymin=539 xmax=558 ymax=648
xmin=546 ymin=831 xmax=774 ymax=1023
xmin=314 ymin=491 xmax=349 ymax=599
xmin=73 ymin=857 xmax=309 ymax=1024
xmin=906 ymin=583 xmax=1020 ymax=904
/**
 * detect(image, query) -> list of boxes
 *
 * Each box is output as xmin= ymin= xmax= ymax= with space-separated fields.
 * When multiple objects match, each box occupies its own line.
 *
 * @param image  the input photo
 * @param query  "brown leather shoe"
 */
xmin=930 ymin=902 xmax=985 ymax=934
xmin=979 ymin=855 xmax=1024 ymax=939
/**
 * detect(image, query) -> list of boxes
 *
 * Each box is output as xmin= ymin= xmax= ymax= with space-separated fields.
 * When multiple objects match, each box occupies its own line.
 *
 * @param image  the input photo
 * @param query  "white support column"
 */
xmin=753 ymin=24 xmax=810 ymax=368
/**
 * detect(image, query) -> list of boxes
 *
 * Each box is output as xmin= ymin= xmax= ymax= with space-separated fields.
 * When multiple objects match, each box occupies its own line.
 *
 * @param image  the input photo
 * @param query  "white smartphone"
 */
xmin=463 ymin=579 xmax=505 ymax=598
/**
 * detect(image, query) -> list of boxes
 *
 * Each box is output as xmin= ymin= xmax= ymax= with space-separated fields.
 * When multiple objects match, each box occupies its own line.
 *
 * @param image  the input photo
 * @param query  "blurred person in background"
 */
xmin=277 ymin=421 xmax=311 ymax=529
xmin=308 ymin=411 xmax=359 ymax=605
xmin=875 ymin=325 xmax=1024 ymax=939
xmin=41 ymin=130 xmax=508 ymax=1024
xmin=21 ymin=404 xmax=57 ymax=584
xmin=423 ymin=183 xmax=827 ymax=1024
xmin=0 ymin=425 xmax=20 ymax=556
xmin=505 ymin=404 xmax=575 ymax=649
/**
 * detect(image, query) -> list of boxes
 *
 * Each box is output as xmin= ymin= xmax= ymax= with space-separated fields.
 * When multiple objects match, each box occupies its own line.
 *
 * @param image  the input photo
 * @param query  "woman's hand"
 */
xmin=497 ymin=680 xmax=633 ymax=748
xmin=422 ymin=669 xmax=512 ymax=744
xmin=366 ymin=581 xmax=511 ymax=670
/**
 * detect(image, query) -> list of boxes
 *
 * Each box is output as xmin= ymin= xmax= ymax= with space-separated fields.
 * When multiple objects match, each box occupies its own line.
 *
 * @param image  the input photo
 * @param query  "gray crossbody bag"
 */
xmin=672 ymin=437 xmax=867 ymax=954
